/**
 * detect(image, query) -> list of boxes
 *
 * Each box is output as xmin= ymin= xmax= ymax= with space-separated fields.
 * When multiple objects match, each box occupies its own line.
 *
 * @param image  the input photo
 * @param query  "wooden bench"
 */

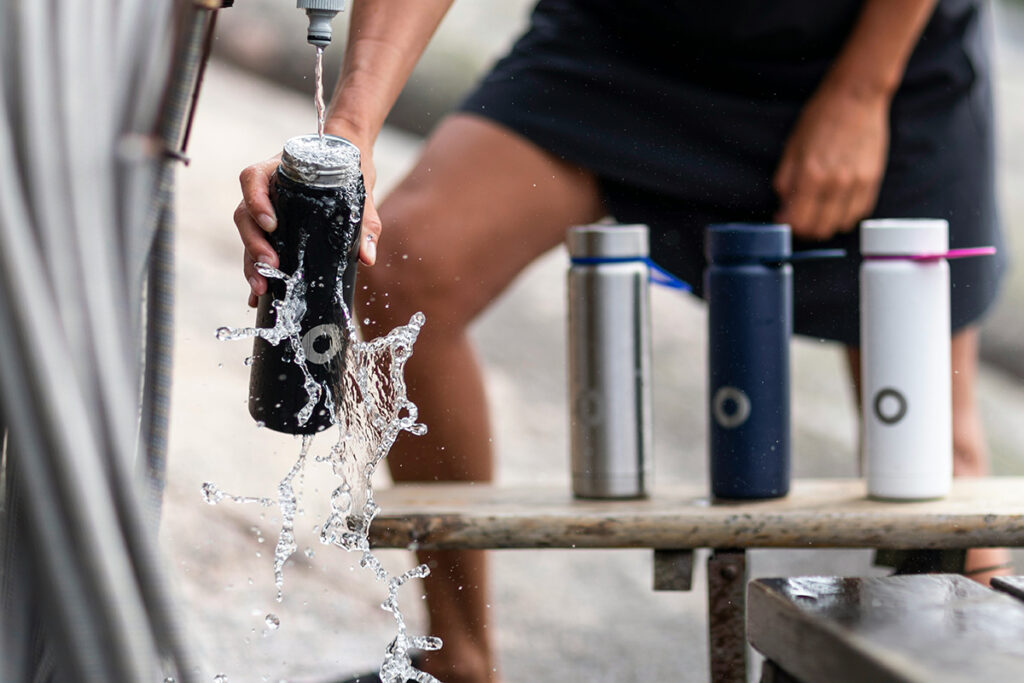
xmin=367 ymin=477 xmax=1024 ymax=681
xmin=748 ymin=574 xmax=1024 ymax=682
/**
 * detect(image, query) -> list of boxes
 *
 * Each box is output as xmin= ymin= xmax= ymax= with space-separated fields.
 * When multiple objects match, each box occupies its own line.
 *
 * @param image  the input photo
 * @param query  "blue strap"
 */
xmin=783 ymin=248 xmax=847 ymax=263
xmin=569 ymin=256 xmax=692 ymax=292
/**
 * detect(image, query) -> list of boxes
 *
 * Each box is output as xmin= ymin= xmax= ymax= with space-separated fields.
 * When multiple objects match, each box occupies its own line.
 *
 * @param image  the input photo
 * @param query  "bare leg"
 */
xmin=359 ymin=114 xmax=605 ymax=682
xmin=846 ymin=326 xmax=1011 ymax=585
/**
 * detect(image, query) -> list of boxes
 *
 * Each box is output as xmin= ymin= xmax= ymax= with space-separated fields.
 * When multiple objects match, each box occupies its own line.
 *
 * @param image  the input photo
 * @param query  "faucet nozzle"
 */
xmin=296 ymin=0 xmax=346 ymax=47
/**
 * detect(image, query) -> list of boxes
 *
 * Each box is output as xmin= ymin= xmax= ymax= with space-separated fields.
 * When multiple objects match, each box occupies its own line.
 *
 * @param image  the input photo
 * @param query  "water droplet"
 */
xmin=201 ymin=482 xmax=225 ymax=504
xmin=363 ymin=318 xmax=370 ymax=325
xmin=214 ymin=675 xmax=229 ymax=683
xmin=265 ymin=614 xmax=280 ymax=630
xmin=244 ymin=356 xmax=254 ymax=366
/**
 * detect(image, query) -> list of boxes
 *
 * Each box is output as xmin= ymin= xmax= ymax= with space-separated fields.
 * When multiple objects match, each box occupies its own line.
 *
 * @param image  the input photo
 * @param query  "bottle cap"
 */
xmin=860 ymin=219 xmax=948 ymax=256
xmin=706 ymin=224 xmax=791 ymax=264
xmin=567 ymin=224 xmax=649 ymax=259
xmin=280 ymin=134 xmax=361 ymax=189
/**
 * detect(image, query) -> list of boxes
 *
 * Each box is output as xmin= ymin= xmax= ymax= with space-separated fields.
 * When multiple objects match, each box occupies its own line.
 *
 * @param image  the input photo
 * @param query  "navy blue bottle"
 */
xmin=705 ymin=224 xmax=792 ymax=500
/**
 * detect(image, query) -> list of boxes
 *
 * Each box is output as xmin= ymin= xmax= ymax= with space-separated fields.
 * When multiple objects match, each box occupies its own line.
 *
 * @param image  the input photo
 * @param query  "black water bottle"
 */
xmin=248 ymin=134 xmax=365 ymax=434
xmin=705 ymin=224 xmax=792 ymax=500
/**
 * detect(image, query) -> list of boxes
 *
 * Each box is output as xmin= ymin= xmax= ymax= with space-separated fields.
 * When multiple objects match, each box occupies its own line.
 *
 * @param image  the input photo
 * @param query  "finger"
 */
xmin=813 ymin=185 xmax=851 ymax=240
xmin=243 ymin=249 xmax=268 ymax=290
xmin=239 ymin=208 xmax=277 ymax=304
xmin=838 ymin=177 xmax=870 ymax=233
xmin=359 ymin=193 xmax=383 ymax=266
xmin=778 ymin=173 xmax=821 ymax=237
xmin=785 ymin=191 xmax=820 ymax=238
xmin=239 ymin=159 xmax=280 ymax=234
xmin=785 ymin=158 xmax=842 ymax=238
xmin=235 ymin=202 xmax=278 ymax=268
xmin=773 ymin=146 xmax=798 ymax=200
xmin=810 ymin=166 xmax=855 ymax=239
xmin=846 ymin=174 xmax=882 ymax=231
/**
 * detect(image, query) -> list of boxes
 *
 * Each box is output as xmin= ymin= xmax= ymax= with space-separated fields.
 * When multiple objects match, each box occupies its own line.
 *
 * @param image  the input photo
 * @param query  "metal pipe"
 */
xmin=0 ymin=0 xmax=214 ymax=679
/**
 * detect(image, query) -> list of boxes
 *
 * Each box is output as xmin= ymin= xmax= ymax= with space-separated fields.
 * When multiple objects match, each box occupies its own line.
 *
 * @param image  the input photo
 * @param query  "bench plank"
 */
xmin=748 ymin=575 xmax=1024 ymax=683
xmin=367 ymin=478 xmax=1024 ymax=550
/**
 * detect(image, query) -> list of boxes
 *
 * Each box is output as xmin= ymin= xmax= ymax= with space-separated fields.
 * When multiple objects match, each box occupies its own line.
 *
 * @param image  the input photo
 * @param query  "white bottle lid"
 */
xmin=861 ymin=219 xmax=949 ymax=256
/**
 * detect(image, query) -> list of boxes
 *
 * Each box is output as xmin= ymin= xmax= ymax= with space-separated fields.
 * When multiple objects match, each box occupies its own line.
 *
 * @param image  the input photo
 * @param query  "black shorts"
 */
xmin=459 ymin=0 xmax=1005 ymax=344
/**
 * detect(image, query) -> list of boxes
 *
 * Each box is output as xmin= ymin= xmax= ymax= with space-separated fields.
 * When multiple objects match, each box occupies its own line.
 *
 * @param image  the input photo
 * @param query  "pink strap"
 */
xmin=864 ymin=246 xmax=997 ymax=261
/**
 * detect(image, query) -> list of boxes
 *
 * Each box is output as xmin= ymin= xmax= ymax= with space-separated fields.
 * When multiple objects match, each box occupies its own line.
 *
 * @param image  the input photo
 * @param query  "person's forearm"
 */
xmin=825 ymin=0 xmax=938 ymax=100
xmin=325 ymin=0 xmax=453 ymax=142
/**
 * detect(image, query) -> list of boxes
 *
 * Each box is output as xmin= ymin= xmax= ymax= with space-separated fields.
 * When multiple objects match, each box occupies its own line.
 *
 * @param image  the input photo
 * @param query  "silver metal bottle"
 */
xmin=567 ymin=224 xmax=652 ymax=499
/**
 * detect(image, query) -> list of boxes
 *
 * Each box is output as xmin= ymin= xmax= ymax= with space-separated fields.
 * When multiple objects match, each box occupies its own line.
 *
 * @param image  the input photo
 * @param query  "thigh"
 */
xmin=367 ymin=113 xmax=606 ymax=328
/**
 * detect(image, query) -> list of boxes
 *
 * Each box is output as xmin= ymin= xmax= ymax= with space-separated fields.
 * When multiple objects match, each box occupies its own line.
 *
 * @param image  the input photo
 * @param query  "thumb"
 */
xmin=359 ymin=192 xmax=382 ymax=266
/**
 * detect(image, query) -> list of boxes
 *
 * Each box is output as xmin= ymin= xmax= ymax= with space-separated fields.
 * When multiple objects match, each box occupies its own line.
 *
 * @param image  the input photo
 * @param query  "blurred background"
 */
xmin=164 ymin=2 xmax=1024 ymax=681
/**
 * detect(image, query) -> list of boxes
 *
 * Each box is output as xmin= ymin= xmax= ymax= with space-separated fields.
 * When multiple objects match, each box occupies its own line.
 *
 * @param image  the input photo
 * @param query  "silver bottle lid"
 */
xmin=280 ymin=134 xmax=361 ymax=189
xmin=567 ymin=224 xmax=649 ymax=259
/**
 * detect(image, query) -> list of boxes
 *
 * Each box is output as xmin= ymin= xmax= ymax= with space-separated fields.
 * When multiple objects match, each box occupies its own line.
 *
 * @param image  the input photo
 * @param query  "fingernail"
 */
xmin=248 ymin=277 xmax=261 ymax=294
xmin=257 ymin=214 xmax=277 ymax=231
xmin=365 ymin=236 xmax=377 ymax=264
xmin=256 ymin=254 xmax=272 ymax=265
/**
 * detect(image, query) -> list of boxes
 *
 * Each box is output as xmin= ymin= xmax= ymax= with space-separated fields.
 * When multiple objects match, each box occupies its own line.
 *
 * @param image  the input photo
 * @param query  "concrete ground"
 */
xmin=164 ymin=7 xmax=1024 ymax=681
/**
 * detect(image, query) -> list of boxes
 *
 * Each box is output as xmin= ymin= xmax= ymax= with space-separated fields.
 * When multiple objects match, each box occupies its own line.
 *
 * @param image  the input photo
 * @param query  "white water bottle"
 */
xmin=860 ymin=219 xmax=952 ymax=500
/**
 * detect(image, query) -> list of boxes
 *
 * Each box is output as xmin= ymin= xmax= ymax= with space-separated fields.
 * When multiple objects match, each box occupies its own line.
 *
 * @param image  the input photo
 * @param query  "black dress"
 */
xmin=459 ymin=0 xmax=1005 ymax=344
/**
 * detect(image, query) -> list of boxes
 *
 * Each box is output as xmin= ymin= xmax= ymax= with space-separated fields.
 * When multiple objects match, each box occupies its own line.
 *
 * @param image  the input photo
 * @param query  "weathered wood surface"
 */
xmin=367 ymin=478 xmax=1024 ymax=550
xmin=748 ymin=575 xmax=1024 ymax=683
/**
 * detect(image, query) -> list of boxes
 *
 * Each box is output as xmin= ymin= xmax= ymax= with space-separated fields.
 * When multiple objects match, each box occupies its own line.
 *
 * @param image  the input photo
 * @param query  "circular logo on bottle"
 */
xmin=301 ymin=323 xmax=343 ymax=365
xmin=573 ymin=390 xmax=603 ymax=427
xmin=712 ymin=386 xmax=751 ymax=429
xmin=873 ymin=387 xmax=908 ymax=425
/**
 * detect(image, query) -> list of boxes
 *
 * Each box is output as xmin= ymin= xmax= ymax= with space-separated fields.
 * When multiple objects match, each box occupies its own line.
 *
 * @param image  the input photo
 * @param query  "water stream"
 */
xmin=315 ymin=46 xmax=326 ymax=139
xmin=205 ymin=253 xmax=441 ymax=682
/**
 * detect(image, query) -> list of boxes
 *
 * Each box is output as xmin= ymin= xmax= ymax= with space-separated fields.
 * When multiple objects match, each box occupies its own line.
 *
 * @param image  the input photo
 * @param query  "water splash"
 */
xmin=207 ymin=262 xmax=440 ymax=682
xmin=272 ymin=435 xmax=313 ymax=602
xmin=201 ymin=482 xmax=273 ymax=508
xmin=216 ymin=261 xmax=321 ymax=428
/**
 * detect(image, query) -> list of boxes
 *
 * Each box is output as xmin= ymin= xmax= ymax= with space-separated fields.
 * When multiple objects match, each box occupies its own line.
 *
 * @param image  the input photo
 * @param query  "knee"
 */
xmin=356 ymin=188 xmax=480 ymax=338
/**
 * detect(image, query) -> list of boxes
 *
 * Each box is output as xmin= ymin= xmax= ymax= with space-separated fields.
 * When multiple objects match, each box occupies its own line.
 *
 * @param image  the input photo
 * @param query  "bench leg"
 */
xmin=708 ymin=548 xmax=747 ymax=683
xmin=653 ymin=549 xmax=694 ymax=591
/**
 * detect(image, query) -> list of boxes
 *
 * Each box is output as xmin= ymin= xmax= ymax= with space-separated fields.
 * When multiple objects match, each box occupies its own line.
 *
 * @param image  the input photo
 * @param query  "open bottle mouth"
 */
xmin=280 ymin=133 xmax=361 ymax=188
